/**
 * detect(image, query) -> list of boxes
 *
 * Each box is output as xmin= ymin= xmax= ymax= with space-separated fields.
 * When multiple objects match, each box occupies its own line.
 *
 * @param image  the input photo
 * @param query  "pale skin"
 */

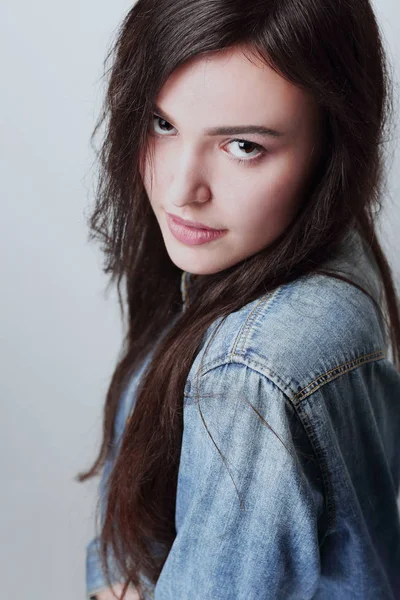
xmin=141 ymin=43 xmax=323 ymax=276
xmin=99 ymin=45 xmax=322 ymax=598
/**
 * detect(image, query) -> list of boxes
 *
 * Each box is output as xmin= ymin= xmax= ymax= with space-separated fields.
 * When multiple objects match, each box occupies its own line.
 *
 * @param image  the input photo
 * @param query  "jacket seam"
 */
xmin=292 ymin=350 xmax=386 ymax=530
xmin=195 ymin=360 xmax=333 ymax=532
xmin=291 ymin=350 xmax=386 ymax=405
xmin=193 ymin=349 xmax=386 ymax=533
xmin=292 ymin=401 xmax=336 ymax=531
xmin=231 ymin=286 xmax=285 ymax=359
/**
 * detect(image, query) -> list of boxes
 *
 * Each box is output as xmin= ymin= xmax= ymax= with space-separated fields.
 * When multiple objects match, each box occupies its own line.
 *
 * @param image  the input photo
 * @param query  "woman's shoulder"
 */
xmin=189 ymin=259 xmax=387 ymax=391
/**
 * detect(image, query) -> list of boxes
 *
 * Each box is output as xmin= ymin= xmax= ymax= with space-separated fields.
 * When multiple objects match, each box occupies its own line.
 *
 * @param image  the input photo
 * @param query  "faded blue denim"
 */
xmin=86 ymin=228 xmax=400 ymax=599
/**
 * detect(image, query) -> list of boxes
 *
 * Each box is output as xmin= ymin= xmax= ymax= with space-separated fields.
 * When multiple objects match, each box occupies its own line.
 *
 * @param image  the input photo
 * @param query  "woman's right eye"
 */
xmin=152 ymin=114 xmax=176 ymax=135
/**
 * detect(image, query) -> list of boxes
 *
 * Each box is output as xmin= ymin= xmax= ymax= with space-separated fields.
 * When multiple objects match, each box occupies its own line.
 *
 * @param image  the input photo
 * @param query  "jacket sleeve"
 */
xmin=154 ymin=362 xmax=326 ymax=600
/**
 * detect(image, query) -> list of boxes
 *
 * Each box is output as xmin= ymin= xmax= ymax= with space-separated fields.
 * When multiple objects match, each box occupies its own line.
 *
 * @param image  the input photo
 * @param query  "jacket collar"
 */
xmin=320 ymin=227 xmax=382 ymax=305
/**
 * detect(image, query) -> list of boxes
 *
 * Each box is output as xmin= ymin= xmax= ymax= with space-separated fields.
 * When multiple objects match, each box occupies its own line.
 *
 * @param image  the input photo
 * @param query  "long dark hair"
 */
xmin=76 ymin=1 xmax=399 ymax=598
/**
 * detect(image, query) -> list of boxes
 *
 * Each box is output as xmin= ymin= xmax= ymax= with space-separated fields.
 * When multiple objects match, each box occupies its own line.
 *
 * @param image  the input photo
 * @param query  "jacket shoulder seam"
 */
xmin=292 ymin=349 xmax=386 ymax=406
xmin=192 ymin=360 xmax=333 ymax=529
xmin=193 ymin=350 xmax=386 ymax=532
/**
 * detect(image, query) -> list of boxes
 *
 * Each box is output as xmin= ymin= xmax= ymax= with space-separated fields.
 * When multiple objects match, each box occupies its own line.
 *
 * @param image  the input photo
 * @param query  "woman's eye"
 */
xmin=225 ymin=139 xmax=265 ymax=162
xmin=151 ymin=114 xmax=265 ymax=164
xmin=152 ymin=115 xmax=176 ymax=134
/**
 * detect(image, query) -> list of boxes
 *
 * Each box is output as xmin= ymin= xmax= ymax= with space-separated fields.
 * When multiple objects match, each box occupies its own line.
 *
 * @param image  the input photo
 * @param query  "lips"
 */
xmin=166 ymin=212 xmax=222 ymax=231
xmin=166 ymin=213 xmax=227 ymax=246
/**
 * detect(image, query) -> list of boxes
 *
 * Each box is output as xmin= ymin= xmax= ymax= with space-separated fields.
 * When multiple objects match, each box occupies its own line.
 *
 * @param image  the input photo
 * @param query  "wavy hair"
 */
xmin=76 ymin=1 xmax=399 ymax=598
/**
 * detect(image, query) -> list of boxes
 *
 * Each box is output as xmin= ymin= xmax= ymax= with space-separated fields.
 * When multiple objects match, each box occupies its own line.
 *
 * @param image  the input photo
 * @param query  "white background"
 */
xmin=0 ymin=1 xmax=399 ymax=598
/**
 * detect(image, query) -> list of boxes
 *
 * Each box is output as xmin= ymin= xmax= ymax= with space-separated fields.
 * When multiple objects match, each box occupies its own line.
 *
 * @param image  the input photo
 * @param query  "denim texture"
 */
xmin=86 ymin=228 xmax=400 ymax=599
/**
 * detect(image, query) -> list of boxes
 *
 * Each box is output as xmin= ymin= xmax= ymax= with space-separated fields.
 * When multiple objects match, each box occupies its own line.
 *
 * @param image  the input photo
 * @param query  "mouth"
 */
xmin=166 ymin=212 xmax=225 ymax=232
xmin=166 ymin=213 xmax=228 ymax=246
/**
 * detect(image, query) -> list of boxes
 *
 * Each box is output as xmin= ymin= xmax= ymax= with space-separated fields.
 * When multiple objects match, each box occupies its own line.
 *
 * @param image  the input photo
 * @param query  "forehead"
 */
xmin=155 ymin=46 xmax=317 ymax=134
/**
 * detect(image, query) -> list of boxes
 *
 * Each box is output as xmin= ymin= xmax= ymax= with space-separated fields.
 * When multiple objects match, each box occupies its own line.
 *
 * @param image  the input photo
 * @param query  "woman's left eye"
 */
xmin=151 ymin=115 xmax=266 ymax=165
xmin=224 ymin=139 xmax=265 ymax=164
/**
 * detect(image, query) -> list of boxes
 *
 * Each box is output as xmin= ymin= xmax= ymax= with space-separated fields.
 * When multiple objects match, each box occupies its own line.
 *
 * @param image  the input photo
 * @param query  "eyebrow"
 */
xmin=153 ymin=104 xmax=284 ymax=139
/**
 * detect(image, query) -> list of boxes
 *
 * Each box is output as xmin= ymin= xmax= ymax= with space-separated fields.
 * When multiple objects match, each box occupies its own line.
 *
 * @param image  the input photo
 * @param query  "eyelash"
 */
xmin=151 ymin=114 xmax=267 ymax=166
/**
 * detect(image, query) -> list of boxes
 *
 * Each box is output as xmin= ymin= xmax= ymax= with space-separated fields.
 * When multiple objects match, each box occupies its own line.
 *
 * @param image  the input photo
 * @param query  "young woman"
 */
xmin=77 ymin=0 xmax=400 ymax=598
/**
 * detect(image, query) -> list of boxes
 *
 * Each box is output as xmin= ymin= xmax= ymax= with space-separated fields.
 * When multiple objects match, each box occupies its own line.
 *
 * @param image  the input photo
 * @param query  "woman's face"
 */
xmin=141 ymin=45 xmax=322 ymax=275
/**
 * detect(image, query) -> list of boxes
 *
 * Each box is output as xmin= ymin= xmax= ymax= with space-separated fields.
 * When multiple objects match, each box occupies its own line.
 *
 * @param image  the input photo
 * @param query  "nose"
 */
xmin=168 ymin=148 xmax=212 ymax=207
xmin=172 ymin=185 xmax=211 ymax=207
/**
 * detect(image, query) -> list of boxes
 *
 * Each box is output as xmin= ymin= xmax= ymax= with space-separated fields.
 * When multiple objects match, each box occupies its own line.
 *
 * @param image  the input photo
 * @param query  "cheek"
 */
xmin=231 ymin=171 xmax=303 ymax=234
xmin=238 ymin=196 xmax=293 ymax=242
xmin=141 ymin=145 xmax=175 ymax=205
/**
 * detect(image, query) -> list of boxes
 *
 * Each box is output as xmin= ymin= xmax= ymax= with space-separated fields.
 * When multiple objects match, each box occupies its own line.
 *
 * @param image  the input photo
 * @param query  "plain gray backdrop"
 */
xmin=1 ymin=1 xmax=399 ymax=599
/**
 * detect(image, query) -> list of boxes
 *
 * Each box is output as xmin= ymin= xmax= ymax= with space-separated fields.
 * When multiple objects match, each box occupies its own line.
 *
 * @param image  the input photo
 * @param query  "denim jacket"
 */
xmin=86 ymin=228 xmax=400 ymax=599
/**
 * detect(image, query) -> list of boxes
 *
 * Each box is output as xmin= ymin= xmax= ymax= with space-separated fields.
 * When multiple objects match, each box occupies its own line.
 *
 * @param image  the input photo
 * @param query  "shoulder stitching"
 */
xmin=292 ymin=350 xmax=386 ymax=406
xmin=193 ymin=350 xmax=386 ymax=531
